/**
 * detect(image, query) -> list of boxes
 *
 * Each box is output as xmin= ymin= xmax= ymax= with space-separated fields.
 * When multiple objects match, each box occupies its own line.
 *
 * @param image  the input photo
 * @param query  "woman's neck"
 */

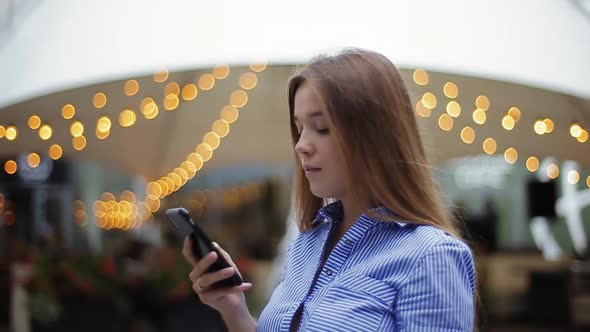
xmin=323 ymin=198 xmax=368 ymax=255
xmin=338 ymin=197 xmax=369 ymax=236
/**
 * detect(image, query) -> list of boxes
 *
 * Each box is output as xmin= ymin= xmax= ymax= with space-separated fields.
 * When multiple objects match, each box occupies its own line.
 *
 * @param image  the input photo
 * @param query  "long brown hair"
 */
xmin=288 ymin=48 xmax=461 ymax=238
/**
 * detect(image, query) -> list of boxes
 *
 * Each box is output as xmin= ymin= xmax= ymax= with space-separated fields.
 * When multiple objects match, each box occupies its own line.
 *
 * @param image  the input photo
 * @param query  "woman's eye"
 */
xmin=317 ymin=128 xmax=330 ymax=135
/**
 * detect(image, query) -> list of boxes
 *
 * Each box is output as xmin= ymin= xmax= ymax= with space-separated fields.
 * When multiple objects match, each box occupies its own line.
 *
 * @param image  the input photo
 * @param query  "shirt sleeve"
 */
xmin=395 ymin=239 xmax=476 ymax=331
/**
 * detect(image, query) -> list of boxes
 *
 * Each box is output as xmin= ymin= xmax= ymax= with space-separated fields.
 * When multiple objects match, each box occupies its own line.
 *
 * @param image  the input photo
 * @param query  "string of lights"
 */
xmin=0 ymin=62 xmax=267 ymax=230
xmin=412 ymin=68 xmax=589 ymax=186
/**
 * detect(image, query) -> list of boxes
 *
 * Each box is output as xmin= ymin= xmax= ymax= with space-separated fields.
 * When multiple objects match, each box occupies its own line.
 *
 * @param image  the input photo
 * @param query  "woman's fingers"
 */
xmin=198 ymin=267 xmax=236 ymax=289
xmin=184 ymin=238 xmax=249 ymax=304
xmin=198 ymin=283 xmax=253 ymax=303
xmin=182 ymin=237 xmax=198 ymax=265
xmin=188 ymin=251 xmax=218 ymax=283
xmin=213 ymin=242 xmax=236 ymax=267
xmin=212 ymin=242 xmax=242 ymax=278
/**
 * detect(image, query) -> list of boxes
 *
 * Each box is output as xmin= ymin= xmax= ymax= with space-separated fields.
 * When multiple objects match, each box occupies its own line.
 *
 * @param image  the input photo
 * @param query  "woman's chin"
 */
xmin=310 ymin=187 xmax=332 ymax=199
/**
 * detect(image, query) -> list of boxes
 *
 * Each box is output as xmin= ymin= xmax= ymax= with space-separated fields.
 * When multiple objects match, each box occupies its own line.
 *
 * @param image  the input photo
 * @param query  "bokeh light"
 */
xmin=249 ymin=63 xmax=267 ymax=72
xmin=164 ymin=95 xmax=180 ymax=111
xmin=526 ymin=157 xmax=540 ymax=172
xmin=567 ymin=170 xmax=580 ymax=184
xmin=5 ymin=126 xmax=17 ymax=140
xmin=39 ymin=125 xmax=53 ymax=140
xmin=144 ymin=104 xmax=159 ymax=120
xmin=212 ymin=65 xmax=230 ymax=79
xmin=460 ymin=127 xmax=475 ymax=144
xmin=413 ymin=69 xmax=429 ymax=86
xmin=97 ymin=116 xmax=112 ymax=133
xmin=239 ymin=72 xmax=258 ymax=90
xmin=181 ymin=161 xmax=197 ymax=179
xmin=547 ymin=164 xmax=560 ymax=179
xmin=230 ymin=90 xmax=248 ymax=108
xmin=49 ymin=144 xmax=63 ymax=160
xmin=119 ymin=110 xmax=137 ymax=127
xmin=164 ymin=82 xmax=180 ymax=97
xmin=187 ymin=153 xmax=204 ymax=171
xmin=73 ymin=136 xmax=87 ymax=150
xmin=124 ymin=80 xmax=139 ymax=96
xmin=62 ymin=104 xmax=76 ymax=119
xmin=502 ymin=115 xmax=515 ymax=130
xmin=504 ymin=148 xmax=518 ymax=164
xmin=27 ymin=153 xmax=40 ymax=168
xmin=96 ymin=128 xmax=110 ymax=140
xmin=4 ymin=160 xmax=17 ymax=174
xmin=203 ymin=132 xmax=221 ymax=149
xmin=534 ymin=120 xmax=547 ymax=135
xmin=145 ymin=196 xmax=161 ymax=213
xmin=483 ymin=138 xmax=497 ymax=155
xmin=543 ymin=119 xmax=554 ymax=133
xmin=570 ymin=124 xmax=583 ymax=138
xmin=154 ymin=69 xmax=169 ymax=82
xmin=443 ymin=82 xmax=458 ymax=98
xmin=93 ymin=93 xmax=107 ymax=109
xmin=421 ymin=92 xmax=437 ymax=109
xmin=168 ymin=173 xmax=182 ymax=190
xmin=174 ymin=168 xmax=188 ymax=185
xmin=212 ymin=119 xmax=230 ymax=137
xmin=71 ymin=121 xmax=84 ymax=137
xmin=147 ymin=182 xmax=162 ymax=198
xmin=198 ymin=74 xmax=215 ymax=91
xmin=415 ymin=101 xmax=431 ymax=118
xmin=475 ymin=95 xmax=490 ymax=111
xmin=446 ymin=101 xmax=461 ymax=117
xmin=473 ymin=109 xmax=487 ymax=125
xmin=196 ymin=143 xmax=213 ymax=162
xmin=438 ymin=114 xmax=454 ymax=131
xmin=28 ymin=115 xmax=41 ymax=129
xmin=221 ymin=105 xmax=239 ymax=123
xmin=577 ymin=129 xmax=588 ymax=143
xmin=157 ymin=180 xmax=170 ymax=197
xmin=508 ymin=107 xmax=521 ymax=122
xmin=181 ymin=84 xmax=198 ymax=101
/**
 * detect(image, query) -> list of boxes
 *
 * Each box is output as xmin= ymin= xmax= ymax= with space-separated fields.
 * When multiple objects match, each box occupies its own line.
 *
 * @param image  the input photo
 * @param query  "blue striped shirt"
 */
xmin=257 ymin=201 xmax=476 ymax=331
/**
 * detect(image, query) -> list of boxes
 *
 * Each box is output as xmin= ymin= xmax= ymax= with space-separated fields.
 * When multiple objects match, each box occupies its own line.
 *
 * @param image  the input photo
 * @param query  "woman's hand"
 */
xmin=182 ymin=238 xmax=252 ymax=317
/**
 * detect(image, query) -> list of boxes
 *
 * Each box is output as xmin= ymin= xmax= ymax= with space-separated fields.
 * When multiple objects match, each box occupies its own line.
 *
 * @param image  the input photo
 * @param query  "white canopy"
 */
xmin=1 ymin=0 xmax=589 ymax=109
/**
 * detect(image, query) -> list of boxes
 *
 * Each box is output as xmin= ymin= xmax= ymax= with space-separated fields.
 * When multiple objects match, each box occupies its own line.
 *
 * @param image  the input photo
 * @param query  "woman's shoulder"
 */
xmin=409 ymin=223 xmax=471 ymax=252
xmin=377 ymin=220 xmax=471 ymax=253
xmin=404 ymin=224 xmax=474 ymax=272
xmin=365 ymin=222 xmax=474 ymax=283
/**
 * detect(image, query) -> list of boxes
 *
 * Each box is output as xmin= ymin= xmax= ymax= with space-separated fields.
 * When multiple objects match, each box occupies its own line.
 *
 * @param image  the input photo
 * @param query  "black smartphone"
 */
xmin=166 ymin=207 xmax=243 ymax=288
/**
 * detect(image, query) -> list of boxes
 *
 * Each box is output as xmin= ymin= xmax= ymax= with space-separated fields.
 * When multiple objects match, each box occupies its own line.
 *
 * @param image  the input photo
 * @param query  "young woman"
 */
xmin=183 ymin=48 xmax=476 ymax=331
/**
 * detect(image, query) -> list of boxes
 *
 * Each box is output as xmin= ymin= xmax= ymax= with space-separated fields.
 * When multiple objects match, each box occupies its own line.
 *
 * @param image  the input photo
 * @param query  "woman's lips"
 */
xmin=304 ymin=167 xmax=322 ymax=174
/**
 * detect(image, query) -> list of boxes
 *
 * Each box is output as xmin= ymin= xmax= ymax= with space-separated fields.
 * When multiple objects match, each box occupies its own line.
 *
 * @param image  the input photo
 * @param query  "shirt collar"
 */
xmin=311 ymin=200 xmax=408 ymax=227
xmin=312 ymin=200 xmax=344 ymax=226
xmin=366 ymin=205 xmax=409 ymax=227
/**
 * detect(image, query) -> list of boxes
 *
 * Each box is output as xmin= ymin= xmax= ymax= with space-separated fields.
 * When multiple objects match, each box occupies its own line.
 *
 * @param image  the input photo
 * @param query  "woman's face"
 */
xmin=293 ymin=82 xmax=348 ymax=200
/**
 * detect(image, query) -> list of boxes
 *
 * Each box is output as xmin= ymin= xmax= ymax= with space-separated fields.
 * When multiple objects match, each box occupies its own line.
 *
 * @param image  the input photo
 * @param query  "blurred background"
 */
xmin=1 ymin=0 xmax=589 ymax=331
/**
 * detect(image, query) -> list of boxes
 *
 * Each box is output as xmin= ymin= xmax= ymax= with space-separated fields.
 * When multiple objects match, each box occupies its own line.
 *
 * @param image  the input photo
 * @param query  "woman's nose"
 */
xmin=295 ymin=134 xmax=314 ymax=157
